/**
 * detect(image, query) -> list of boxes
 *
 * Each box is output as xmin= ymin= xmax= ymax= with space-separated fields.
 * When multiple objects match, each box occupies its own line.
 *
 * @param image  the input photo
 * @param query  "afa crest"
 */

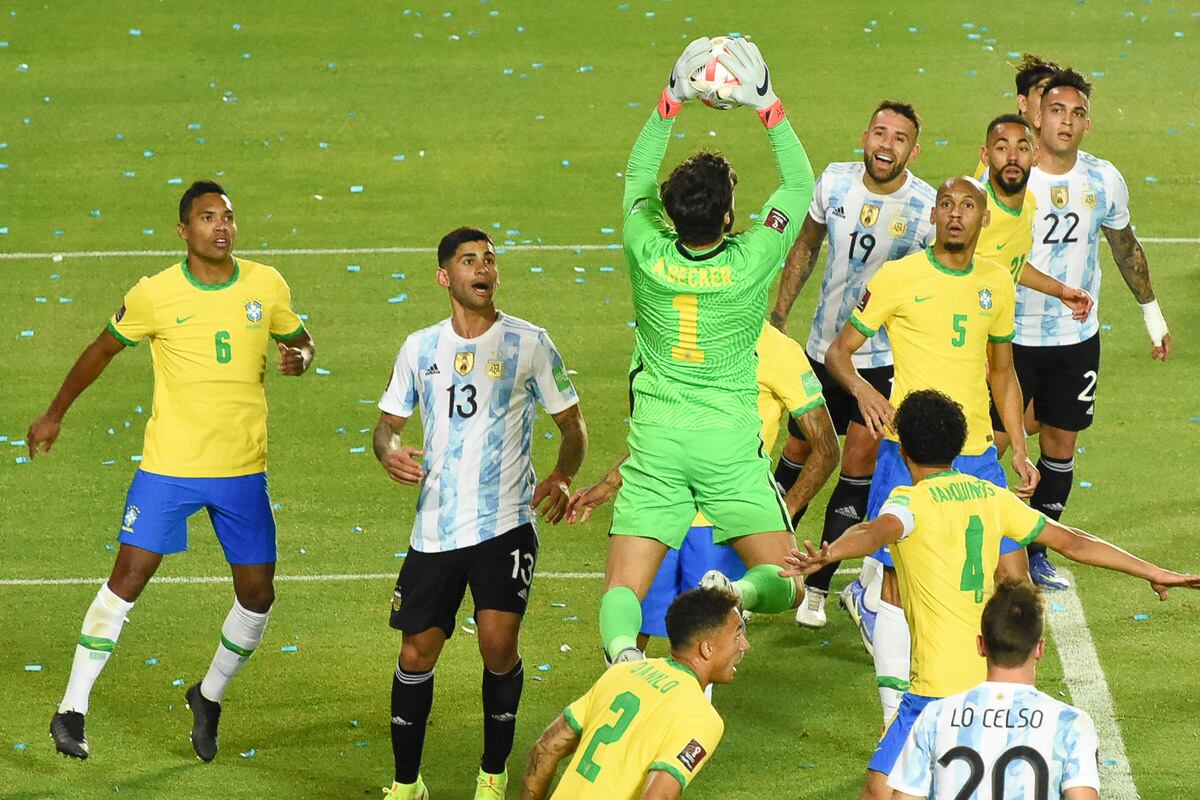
xmin=391 ymin=590 xmax=403 ymax=613
xmin=1082 ymin=191 xmax=1097 ymax=211
xmin=889 ymin=217 xmax=908 ymax=238
xmin=978 ymin=288 xmax=993 ymax=311
xmin=1050 ymin=185 xmax=1070 ymax=209
xmin=245 ymin=300 xmax=263 ymax=323
xmin=859 ymin=204 xmax=880 ymax=228
xmin=486 ymin=360 xmax=504 ymax=379
xmin=454 ymin=351 xmax=475 ymax=376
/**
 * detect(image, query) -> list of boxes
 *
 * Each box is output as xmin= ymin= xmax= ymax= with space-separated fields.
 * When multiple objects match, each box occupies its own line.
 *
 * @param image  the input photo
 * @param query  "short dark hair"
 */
xmin=872 ymin=100 xmax=922 ymax=135
xmin=666 ymin=587 xmax=738 ymax=650
xmin=1013 ymin=53 xmax=1061 ymax=97
xmin=660 ymin=151 xmax=737 ymax=246
xmin=982 ymin=579 xmax=1045 ymax=667
xmin=985 ymin=113 xmax=1034 ymax=143
xmin=437 ymin=227 xmax=493 ymax=268
xmin=895 ymin=389 xmax=967 ymax=466
xmin=1042 ymin=68 xmax=1093 ymax=101
xmin=178 ymin=180 xmax=227 ymax=223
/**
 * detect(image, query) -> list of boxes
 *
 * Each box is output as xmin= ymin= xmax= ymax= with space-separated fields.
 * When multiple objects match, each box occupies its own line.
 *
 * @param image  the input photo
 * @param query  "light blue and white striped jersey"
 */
xmin=1018 ymin=151 xmax=1130 ymax=347
xmin=379 ymin=312 xmax=579 ymax=553
xmin=806 ymin=162 xmax=936 ymax=369
xmin=889 ymin=681 xmax=1100 ymax=800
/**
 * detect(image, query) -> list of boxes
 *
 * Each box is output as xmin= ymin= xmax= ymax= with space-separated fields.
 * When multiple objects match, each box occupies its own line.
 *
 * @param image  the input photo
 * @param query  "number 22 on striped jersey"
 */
xmin=671 ymin=294 xmax=705 ymax=363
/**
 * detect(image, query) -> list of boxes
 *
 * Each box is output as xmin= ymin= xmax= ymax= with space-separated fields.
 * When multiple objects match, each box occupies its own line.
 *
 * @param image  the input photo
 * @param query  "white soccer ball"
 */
xmin=688 ymin=36 xmax=741 ymax=111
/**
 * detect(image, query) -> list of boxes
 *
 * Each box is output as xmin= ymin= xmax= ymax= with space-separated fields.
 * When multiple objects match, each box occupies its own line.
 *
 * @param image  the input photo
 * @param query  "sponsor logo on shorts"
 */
xmin=245 ymin=299 xmax=263 ymax=323
xmin=677 ymin=739 xmax=707 ymax=771
xmin=764 ymin=207 xmax=790 ymax=233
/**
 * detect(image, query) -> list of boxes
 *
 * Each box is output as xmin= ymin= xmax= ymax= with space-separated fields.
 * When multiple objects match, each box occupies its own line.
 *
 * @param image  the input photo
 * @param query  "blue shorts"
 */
xmin=118 ymin=470 xmax=277 ymax=565
xmin=640 ymin=526 xmax=747 ymax=639
xmin=865 ymin=440 xmax=1020 ymax=568
xmin=868 ymin=691 xmax=937 ymax=775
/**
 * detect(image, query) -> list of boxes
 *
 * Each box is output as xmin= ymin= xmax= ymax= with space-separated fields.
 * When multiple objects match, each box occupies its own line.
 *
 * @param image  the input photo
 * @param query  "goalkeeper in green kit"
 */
xmin=598 ymin=36 xmax=817 ymax=663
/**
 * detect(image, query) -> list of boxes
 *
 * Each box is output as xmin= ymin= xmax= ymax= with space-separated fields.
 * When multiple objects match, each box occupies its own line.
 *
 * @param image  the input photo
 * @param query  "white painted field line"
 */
xmin=1046 ymin=565 xmax=1139 ymax=799
xmin=0 ymin=567 xmax=857 ymax=588
xmin=0 ymin=237 xmax=1193 ymax=261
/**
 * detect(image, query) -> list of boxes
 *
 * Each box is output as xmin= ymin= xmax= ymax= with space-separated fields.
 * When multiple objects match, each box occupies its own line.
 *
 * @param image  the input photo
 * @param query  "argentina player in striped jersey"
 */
xmin=890 ymin=581 xmax=1100 ymax=800
xmin=769 ymin=101 xmax=935 ymax=631
xmin=995 ymin=68 xmax=1172 ymax=592
xmin=374 ymin=228 xmax=588 ymax=800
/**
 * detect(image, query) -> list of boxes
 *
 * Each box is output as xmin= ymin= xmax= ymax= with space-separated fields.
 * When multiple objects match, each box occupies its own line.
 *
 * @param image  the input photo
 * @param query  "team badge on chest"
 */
xmin=859 ymin=204 xmax=880 ymax=228
xmin=1050 ymin=185 xmax=1070 ymax=209
xmin=245 ymin=300 xmax=263 ymax=322
xmin=888 ymin=217 xmax=908 ymax=237
xmin=454 ymin=351 xmax=475 ymax=375
xmin=486 ymin=360 xmax=504 ymax=379
xmin=1082 ymin=191 xmax=1097 ymax=210
xmin=978 ymin=288 xmax=993 ymax=310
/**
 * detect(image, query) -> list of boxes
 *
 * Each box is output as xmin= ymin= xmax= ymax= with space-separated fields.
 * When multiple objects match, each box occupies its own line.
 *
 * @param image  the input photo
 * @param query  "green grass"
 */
xmin=2 ymin=1 xmax=1198 ymax=797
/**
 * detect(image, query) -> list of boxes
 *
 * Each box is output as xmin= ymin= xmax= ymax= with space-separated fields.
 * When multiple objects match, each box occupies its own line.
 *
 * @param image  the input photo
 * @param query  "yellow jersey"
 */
xmin=555 ymin=657 xmax=724 ymax=798
xmin=107 ymin=257 xmax=305 ymax=478
xmin=693 ymin=322 xmax=825 ymax=526
xmin=881 ymin=471 xmax=1046 ymax=698
xmin=850 ymin=248 xmax=1015 ymax=456
xmin=976 ymin=180 xmax=1038 ymax=283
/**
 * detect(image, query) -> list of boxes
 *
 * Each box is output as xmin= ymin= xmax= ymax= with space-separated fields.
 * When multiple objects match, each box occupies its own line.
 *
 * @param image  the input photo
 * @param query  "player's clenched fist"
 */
xmin=381 ymin=446 xmax=424 ymax=485
xmin=26 ymin=413 xmax=62 ymax=458
xmin=276 ymin=341 xmax=310 ymax=375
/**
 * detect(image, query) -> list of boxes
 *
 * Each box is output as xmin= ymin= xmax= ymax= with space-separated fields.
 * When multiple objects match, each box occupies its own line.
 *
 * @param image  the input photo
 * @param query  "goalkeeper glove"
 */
xmin=716 ymin=37 xmax=782 ymax=121
xmin=666 ymin=37 xmax=713 ymax=104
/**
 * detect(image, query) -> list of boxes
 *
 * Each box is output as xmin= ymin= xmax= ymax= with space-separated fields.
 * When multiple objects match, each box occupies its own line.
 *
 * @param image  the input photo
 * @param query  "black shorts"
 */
xmin=990 ymin=333 xmax=1100 ymax=434
xmin=389 ymin=524 xmax=539 ymax=638
xmin=788 ymin=357 xmax=894 ymax=438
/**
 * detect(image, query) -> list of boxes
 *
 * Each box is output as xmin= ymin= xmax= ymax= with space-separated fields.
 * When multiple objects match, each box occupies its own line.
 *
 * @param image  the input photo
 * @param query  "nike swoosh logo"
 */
xmin=756 ymin=66 xmax=770 ymax=96
xmin=176 ymin=315 xmax=195 ymax=324
xmin=995 ymin=241 xmax=1010 ymax=250
xmin=914 ymin=296 xmax=935 ymax=303
xmin=669 ymin=73 xmax=676 ymax=89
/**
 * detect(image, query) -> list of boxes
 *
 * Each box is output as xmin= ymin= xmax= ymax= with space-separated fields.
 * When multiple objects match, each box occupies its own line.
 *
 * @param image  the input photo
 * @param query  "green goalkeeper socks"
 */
xmin=734 ymin=564 xmax=797 ymax=614
xmin=599 ymin=587 xmax=642 ymax=659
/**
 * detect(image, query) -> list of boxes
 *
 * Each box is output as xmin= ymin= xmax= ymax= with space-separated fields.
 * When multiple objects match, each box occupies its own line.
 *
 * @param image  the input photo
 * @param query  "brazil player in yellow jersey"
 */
xmin=783 ymin=389 xmax=1200 ymax=800
xmin=520 ymin=587 xmax=746 ymax=799
xmin=973 ymin=53 xmax=1062 ymax=183
xmin=27 ymin=181 xmax=315 ymax=762
xmin=566 ymin=322 xmax=838 ymax=647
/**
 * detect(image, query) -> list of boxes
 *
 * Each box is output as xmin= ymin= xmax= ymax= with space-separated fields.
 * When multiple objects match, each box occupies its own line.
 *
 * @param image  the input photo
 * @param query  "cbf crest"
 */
xmin=1050 ymin=185 xmax=1070 ymax=209
xmin=978 ymin=288 xmax=993 ymax=311
xmin=244 ymin=299 xmax=263 ymax=323
xmin=859 ymin=204 xmax=880 ymax=228
xmin=122 ymin=504 xmax=140 ymax=531
xmin=454 ymin=351 xmax=475 ymax=376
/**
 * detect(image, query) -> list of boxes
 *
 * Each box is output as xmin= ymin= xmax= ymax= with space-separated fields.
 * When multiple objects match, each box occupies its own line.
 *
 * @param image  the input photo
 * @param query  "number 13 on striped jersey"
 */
xmin=671 ymin=294 xmax=705 ymax=363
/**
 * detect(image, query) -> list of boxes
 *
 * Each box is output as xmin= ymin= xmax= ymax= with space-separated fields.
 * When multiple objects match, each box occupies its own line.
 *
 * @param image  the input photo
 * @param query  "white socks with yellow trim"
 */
xmin=200 ymin=599 xmax=271 ymax=703
xmin=60 ymin=583 xmax=135 ymax=714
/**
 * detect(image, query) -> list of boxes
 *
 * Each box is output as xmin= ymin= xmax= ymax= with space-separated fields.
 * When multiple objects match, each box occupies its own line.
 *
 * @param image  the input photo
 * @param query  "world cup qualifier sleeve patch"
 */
xmin=856 ymin=290 xmax=871 ymax=312
xmin=764 ymin=207 xmax=790 ymax=233
xmin=676 ymin=738 xmax=707 ymax=771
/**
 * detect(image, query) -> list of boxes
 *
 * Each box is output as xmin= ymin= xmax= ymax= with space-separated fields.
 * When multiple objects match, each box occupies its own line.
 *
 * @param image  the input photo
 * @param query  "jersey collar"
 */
xmin=665 ymin=656 xmax=701 ymax=684
xmin=675 ymin=239 xmax=728 ymax=262
xmin=924 ymin=248 xmax=973 ymax=277
xmin=183 ymin=256 xmax=240 ymax=291
xmin=919 ymin=469 xmax=960 ymax=482
xmin=986 ymin=180 xmax=1023 ymax=217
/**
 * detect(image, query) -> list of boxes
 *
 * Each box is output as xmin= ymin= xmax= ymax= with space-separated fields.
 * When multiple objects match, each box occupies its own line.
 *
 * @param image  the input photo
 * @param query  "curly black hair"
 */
xmin=895 ymin=389 xmax=968 ymax=466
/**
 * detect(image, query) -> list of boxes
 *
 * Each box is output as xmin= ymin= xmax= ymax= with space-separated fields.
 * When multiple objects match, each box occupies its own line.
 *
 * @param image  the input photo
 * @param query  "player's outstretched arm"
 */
xmin=826 ymin=323 xmax=894 ymax=438
xmin=1017 ymin=264 xmax=1094 ymax=321
xmin=520 ymin=714 xmax=580 ymax=800
xmin=1034 ymin=520 xmax=1200 ymax=599
xmin=372 ymin=412 xmax=424 ymax=485
xmin=566 ymin=454 xmax=627 ymax=524
xmin=987 ymin=340 xmax=1038 ymax=498
xmin=27 ymin=327 xmax=126 ymax=458
xmin=532 ymin=404 xmax=588 ymax=525
xmin=641 ymin=770 xmax=685 ymax=800
xmin=782 ymin=404 xmax=839 ymax=518
xmin=1103 ymin=224 xmax=1170 ymax=361
xmin=275 ymin=329 xmax=315 ymax=376
xmin=782 ymin=515 xmax=904 ymax=577
xmin=769 ymin=215 xmax=827 ymax=333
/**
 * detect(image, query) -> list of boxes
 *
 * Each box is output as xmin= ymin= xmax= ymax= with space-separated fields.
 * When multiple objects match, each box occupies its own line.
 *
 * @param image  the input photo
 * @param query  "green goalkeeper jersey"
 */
xmin=622 ymin=110 xmax=814 ymax=429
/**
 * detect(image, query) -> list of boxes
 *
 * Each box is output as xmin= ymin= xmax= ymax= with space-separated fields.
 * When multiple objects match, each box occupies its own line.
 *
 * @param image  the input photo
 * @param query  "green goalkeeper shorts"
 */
xmin=610 ymin=421 xmax=792 ymax=548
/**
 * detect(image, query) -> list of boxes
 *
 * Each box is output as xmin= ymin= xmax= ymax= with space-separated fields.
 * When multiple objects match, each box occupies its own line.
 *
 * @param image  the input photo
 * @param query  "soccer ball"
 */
xmin=689 ymin=36 xmax=741 ymax=110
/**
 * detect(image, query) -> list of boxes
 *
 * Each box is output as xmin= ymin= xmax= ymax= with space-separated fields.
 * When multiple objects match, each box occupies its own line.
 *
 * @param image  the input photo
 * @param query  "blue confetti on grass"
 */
xmin=1079 ymin=481 xmax=1092 ymax=488
xmin=1132 ymin=613 xmax=1149 ymax=621
xmin=15 ymin=456 xmax=29 ymax=464
xmin=599 ymin=266 xmax=614 ymax=273
xmin=536 ymin=664 xmax=552 ymax=672
xmin=281 ymin=644 xmax=298 ymax=652
xmin=240 ymin=748 xmax=257 ymax=758
xmin=387 ymin=294 xmax=408 ymax=304
xmin=24 ymin=664 xmax=42 ymax=672
xmin=171 ymin=678 xmax=184 ymax=686
xmin=1050 ymin=603 xmax=1066 ymax=612
xmin=314 ymin=367 xmax=331 ymax=376
xmin=145 ymin=658 xmax=158 ymax=666
xmin=348 ymin=446 xmax=366 ymax=454
xmin=349 ymin=184 xmax=364 ymax=193
xmin=346 ymin=264 xmax=360 ymax=273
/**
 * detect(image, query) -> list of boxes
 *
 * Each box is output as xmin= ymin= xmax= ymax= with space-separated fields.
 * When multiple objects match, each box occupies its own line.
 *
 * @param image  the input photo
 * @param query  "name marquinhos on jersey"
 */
xmin=651 ymin=258 xmax=734 ymax=289
xmin=927 ymin=479 xmax=997 ymax=504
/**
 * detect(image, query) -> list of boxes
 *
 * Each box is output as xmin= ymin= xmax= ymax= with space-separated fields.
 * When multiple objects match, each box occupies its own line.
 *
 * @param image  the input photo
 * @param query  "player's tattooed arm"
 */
xmin=533 ymin=404 xmax=588 ymax=524
xmin=782 ymin=405 xmax=839 ymax=518
xmin=27 ymin=326 xmax=126 ymax=458
xmin=373 ymin=412 xmax=424 ymax=485
xmin=520 ymin=714 xmax=580 ymax=800
xmin=769 ymin=215 xmax=827 ymax=333
xmin=1103 ymin=224 xmax=1155 ymax=303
